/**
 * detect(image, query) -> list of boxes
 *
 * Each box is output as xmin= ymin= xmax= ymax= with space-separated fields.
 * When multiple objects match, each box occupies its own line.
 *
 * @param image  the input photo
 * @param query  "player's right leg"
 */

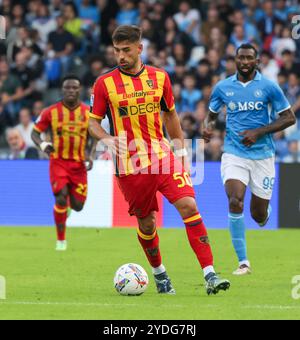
xmin=117 ymin=174 xmax=175 ymax=294
xmin=137 ymin=213 xmax=175 ymax=295
xmin=50 ymin=159 xmax=70 ymax=251
xmin=54 ymin=186 xmax=69 ymax=251
xmin=225 ymin=180 xmax=250 ymax=275
xmin=221 ymin=153 xmax=251 ymax=275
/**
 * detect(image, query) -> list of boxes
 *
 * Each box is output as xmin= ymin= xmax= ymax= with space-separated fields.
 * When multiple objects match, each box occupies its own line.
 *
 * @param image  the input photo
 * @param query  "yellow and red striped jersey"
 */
xmin=90 ymin=65 xmax=175 ymax=176
xmin=34 ymin=101 xmax=89 ymax=162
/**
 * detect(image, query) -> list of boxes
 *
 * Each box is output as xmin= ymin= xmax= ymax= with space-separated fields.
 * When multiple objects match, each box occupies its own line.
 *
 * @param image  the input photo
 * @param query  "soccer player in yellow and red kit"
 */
xmin=89 ymin=26 xmax=230 ymax=295
xmin=32 ymin=75 xmax=94 ymax=251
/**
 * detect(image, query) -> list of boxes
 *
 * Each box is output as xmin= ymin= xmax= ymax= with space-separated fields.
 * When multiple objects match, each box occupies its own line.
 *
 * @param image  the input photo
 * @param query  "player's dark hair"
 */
xmin=112 ymin=25 xmax=142 ymax=44
xmin=61 ymin=75 xmax=82 ymax=86
xmin=236 ymin=44 xmax=258 ymax=58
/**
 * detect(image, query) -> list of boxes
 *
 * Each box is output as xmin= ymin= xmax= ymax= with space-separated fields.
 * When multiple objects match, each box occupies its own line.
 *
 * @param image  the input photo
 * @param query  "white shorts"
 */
xmin=221 ymin=153 xmax=276 ymax=200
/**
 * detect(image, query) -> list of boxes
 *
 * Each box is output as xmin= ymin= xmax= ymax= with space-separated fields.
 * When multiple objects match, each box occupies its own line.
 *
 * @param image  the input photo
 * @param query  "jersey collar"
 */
xmin=61 ymin=101 xmax=81 ymax=111
xmin=232 ymin=71 xmax=262 ymax=82
xmin=118 ymin=64 xmax=145 ymax=78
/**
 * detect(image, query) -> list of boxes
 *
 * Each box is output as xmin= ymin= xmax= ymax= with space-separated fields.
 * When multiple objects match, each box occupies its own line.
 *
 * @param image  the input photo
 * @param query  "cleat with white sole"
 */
xmin=232 ymin=264 xmax=251 ymax=275
xmin=154 ymin=272 xmax=176 ymax=295
xmin=56 ymin=240 xmax=67 ymax=251
xmin=205 ymin=273 xmax=230 ymax=295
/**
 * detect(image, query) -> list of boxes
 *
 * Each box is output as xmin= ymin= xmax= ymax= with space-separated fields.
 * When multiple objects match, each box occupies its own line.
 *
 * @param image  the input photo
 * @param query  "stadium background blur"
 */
xmin=0 ymin=0 xmax=299 ymax=162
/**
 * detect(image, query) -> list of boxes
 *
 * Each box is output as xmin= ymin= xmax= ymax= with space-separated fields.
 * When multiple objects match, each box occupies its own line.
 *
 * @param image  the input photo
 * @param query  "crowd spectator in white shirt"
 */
xmin=16 ymin=107 xmax=35 ymax=148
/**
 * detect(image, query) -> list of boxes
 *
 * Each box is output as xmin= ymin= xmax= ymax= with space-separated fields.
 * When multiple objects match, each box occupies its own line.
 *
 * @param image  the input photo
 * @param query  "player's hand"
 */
xmin=202 ymin=128 xmax=214 ymax=143
xmin=105 ymin=136 xmax=127 ymax=157
xmin=85 ymin=158 xmax=94 ymax=171
xmin=183 ymin=155 xmax=191 ymax=175
xmin=174 ymin=149 xmax=190 ymax=175
xmin=40 ymin=142 xmax=55 ymax=156
xmin=239 ymin=129 xmax=263 ymax=147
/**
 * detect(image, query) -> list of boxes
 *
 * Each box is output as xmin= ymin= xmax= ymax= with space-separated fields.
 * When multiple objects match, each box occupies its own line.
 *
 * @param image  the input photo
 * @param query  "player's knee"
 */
xmin=176 ymin=198 xmax=198 ymax=218
xmin=71 ymin=202 xmax=84 ymax=212
xmin=251 ymin=209 xmax=266 ymax=223
xmin=139 ymin=214 xmax=156 ymax=235
xmin=229 ymin=197 xmax=244 ymax=213
xmin=55 ymin=194 xmax=68 ymax=207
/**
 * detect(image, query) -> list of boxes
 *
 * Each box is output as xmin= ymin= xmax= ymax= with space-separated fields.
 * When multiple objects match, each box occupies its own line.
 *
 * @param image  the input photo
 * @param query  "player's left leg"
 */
xmin=69 ymin=195 xmax=85 ymax=212
xmin=250 ymin=195 xmax=272 ymax=227
xmin=68 ymin=162 xmax=88 ymax=212
xmin=158 ymin=153 xmax=230 ymax=295
xmin=50 ymin=159 xmax=70 ymax=251
xmin=173 ymin=196 xmax=230 ymax=295
xmin=249 ymin=157 xmax=275 ymax=227
xmin=137 ymin=212 xmax=175 ymax=295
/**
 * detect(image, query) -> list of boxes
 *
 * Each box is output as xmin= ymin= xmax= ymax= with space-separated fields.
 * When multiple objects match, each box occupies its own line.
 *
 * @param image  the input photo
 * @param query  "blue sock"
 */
xmin=229 ymin=213 xmax=247 ymax=263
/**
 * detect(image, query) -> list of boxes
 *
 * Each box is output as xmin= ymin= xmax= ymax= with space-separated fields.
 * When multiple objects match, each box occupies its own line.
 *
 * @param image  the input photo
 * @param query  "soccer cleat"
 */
xmin=205 ymin=273 xmax=230 ymax=295
xmin=258 ymin=205 xmax=272 ymax=227
xmin=56 ymin=240 xmax=67 ymax=251
xmin=154 ymin=272 xmax=176 ymax=295
xmin=232 ymin=264 xmax=251 ymax=276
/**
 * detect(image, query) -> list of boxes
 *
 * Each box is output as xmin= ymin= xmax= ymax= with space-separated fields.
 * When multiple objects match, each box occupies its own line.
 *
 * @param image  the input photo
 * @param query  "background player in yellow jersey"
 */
xmin=32 ymin=75 xmax=95 ymax=251
xmin=89 ymin=25 xmax=230 ymax=296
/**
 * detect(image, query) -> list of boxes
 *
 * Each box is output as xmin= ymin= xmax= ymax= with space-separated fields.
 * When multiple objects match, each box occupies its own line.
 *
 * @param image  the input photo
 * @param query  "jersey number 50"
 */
xmin=173 ymin=172 xmax=193 ymax=188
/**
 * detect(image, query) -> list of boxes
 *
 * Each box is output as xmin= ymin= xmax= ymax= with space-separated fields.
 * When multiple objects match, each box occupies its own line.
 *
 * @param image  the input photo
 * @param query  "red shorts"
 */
xmin=117 ymin=153 xmax=195 ymax=218
xmin=49 ymin=159 xmax=88 ymax=203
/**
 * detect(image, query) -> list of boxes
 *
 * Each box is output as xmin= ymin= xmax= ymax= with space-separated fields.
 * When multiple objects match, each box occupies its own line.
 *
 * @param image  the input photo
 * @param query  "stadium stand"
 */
xmin=0 ymin=0 xmax=299 ymax=161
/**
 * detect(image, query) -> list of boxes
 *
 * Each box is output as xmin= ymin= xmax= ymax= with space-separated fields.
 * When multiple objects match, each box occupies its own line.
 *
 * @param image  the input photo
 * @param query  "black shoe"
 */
xmin=154 ymin=272 xmax=176 ymax=295
xmin=205 ymin=272 xmax=230 ymax=295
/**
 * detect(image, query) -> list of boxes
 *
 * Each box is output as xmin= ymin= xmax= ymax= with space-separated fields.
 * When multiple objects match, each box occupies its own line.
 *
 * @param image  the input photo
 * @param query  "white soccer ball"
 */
xmin=114 ymin=263 xmax=149 ymax=296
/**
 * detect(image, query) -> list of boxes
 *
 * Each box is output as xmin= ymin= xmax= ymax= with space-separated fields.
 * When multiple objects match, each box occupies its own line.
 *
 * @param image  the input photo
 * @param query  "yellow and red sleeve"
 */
xmin=33 ymin=108 xmax=51 ymax=133
xmin=161 ymin=71 xmax=175 ymax=113
xmin=89 ymin=78 xmax=108 ymax=120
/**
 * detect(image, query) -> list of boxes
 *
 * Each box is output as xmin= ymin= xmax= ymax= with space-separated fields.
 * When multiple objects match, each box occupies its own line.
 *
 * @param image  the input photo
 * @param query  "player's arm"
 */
xmin=162 ymin=109 xmax=190 ymax=172
xmin=31 ymin=129 xmax=54 ymax=156
xmin=31 ymin=110 xmax=54 ymax=156
xmin=203 ymin=110 xmax=218 ymax=143
xmin=89 ymin=117 xmax=127 ymax=156
xmin=84 ymin=134 xmax=98 ymax=171
xmin=203 ymin=83 xmax=223 ymax=143
xmin=162 ymin=108 xmax=185 ymax=151
xmin=161 ymin=71 xmax=188 ymax=163
xmin=240 ymin=108 xmax=296 ymax=147
xmin=240 ymin=83 xmax=296 ymax=147
xmin=89 ymin=78 xmax=127 ymax=156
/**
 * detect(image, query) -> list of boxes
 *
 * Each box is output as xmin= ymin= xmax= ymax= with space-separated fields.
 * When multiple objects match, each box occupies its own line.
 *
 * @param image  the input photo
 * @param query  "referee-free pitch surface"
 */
xmin=0 ymin=227 xmax=299 ymax=320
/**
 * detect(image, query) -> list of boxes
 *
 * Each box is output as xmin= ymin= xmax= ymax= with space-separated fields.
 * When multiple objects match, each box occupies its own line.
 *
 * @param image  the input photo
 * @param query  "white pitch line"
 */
xmin=243 ymin=305 xmax=300 ymax=310
xmin=0 ymin=301 xmax=185 ymax=308
xmin=1 ymin=302 xmax=300 ymax=311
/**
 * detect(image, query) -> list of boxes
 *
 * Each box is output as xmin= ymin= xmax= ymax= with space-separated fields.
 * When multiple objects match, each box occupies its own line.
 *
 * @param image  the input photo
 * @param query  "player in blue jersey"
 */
xmin=203 ymin=44 xmax=296 ymax=275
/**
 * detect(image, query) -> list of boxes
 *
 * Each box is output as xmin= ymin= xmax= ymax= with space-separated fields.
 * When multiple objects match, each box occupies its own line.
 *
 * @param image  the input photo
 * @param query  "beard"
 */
xmin=237 ymin=66 xmax=256 ymax=78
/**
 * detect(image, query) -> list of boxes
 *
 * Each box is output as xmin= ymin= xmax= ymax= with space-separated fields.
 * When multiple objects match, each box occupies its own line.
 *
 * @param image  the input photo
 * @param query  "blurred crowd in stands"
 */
xmin=0 ymin=0 xmax=299 ymax=162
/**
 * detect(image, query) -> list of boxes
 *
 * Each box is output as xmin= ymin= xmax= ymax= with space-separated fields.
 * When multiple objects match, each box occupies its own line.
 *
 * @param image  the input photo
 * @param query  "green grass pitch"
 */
xmin=0 ymin=227 xmax=300 ymax=320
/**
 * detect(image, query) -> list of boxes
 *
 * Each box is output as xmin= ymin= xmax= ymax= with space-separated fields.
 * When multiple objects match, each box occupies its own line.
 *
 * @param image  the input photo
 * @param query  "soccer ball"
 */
xmin=114 ymin=263 xmax=149 ymax=296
